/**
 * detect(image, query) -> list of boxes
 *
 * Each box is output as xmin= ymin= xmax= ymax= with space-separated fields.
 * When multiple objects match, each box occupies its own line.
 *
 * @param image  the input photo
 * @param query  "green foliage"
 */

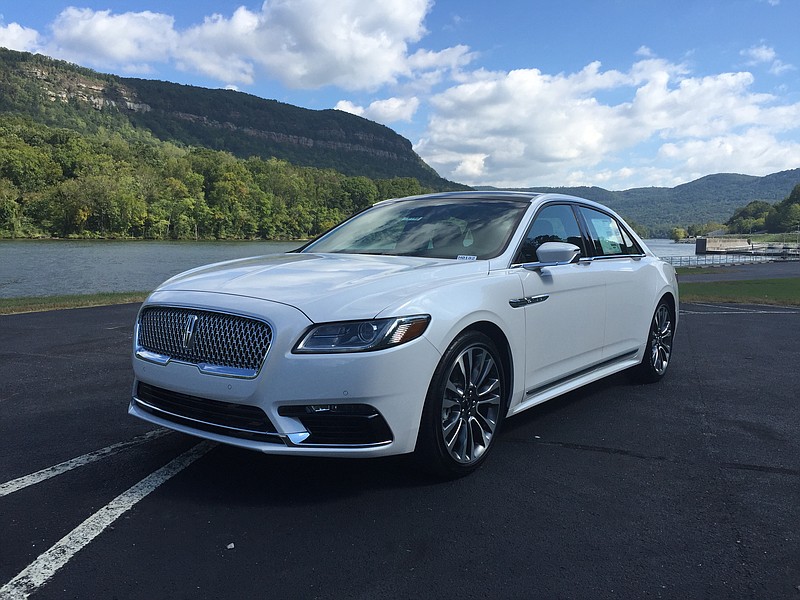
xmin=726 ymin=200 xmax=772 ymax=233
xmin=0 ymin=114 xmax=439 ymax=240
xmin=722 ymin=184 xmax=800 ymax=235
xmin=670 ymin=227 xmax=688 ymax=242
xmin=0 ymin=48 xmax=466 ymax=191
xmin=519 ymin=171 xmax=800 ymax=237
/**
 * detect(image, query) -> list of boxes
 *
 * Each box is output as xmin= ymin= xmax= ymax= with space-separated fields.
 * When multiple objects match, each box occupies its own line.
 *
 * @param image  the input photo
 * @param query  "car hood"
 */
xmin=155 ymin=252 xmax=489 ymax=322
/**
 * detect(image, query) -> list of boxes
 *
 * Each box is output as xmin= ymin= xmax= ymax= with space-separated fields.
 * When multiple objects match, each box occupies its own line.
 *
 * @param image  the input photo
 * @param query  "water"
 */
xmin=642 ymin=239 xmax=696 ymax=258
xmin=0 ymin=240 xmax=301 ymax=298
xmin=0 ymin=238 xmax=693 ymax=299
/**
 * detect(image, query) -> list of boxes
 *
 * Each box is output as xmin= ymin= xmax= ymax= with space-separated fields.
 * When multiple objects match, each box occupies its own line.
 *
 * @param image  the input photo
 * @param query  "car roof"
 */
xmin=379 ymin=190 xmax=543 ymax=205
xmin=378 ymin=190 xmax=602 ymax=206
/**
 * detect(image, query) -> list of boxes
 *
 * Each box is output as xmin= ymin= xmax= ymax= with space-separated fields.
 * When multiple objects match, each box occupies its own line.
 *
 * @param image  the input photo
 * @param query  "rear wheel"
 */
xmin=632 ymin=299 xmax=674 ymax=383
xmin=415 ymin=330 xmax=507 ymax=478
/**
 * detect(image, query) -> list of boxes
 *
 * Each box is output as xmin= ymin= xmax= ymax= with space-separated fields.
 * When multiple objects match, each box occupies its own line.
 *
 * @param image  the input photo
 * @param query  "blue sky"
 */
xmin=1 ymin=0 xmax=799 ymax=190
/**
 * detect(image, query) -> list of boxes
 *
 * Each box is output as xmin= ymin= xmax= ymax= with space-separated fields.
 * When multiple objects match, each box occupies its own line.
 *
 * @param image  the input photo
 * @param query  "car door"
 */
xmin=577 ymin=206 xmax=652 ymax=358
xmin=513 ymin=203 xmax=607 ymax=395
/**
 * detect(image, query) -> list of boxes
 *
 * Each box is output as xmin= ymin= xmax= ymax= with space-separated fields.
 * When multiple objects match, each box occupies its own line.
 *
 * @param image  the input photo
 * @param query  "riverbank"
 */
xmin=3 ymin=260 xmax=798 ymax=315
xmin=0 ymin=292 xmax=148 ymax=315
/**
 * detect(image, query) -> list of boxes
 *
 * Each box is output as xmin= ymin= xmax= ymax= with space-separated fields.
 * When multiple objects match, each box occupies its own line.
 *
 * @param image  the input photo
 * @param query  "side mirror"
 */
xmin=523 ymin=242 xmax=581 ymax=271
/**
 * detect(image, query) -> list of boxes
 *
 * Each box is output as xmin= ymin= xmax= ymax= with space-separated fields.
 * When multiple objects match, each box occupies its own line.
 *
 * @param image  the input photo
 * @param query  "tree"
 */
xmin=726 ymin=200 xmax=772 ymax=234
xmin=670 ymin=227 xmax=687 ymax=242
xmin=0 ymin=178 xmax=22 ymax=236
xmin=342 ymin=176 xmax=378 ymax=213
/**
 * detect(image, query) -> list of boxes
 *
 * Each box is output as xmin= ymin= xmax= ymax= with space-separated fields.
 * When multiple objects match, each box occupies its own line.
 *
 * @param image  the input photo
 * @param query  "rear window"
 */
xmin=579 ymin=207 xmax=642 ymax=256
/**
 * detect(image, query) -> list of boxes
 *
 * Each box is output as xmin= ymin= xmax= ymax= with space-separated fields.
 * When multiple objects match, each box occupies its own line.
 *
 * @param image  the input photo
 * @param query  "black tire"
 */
xmin=632 ymin=298 xmax=675 ymax=384
xmin=415 ymin=330 xmax=508 ymax=478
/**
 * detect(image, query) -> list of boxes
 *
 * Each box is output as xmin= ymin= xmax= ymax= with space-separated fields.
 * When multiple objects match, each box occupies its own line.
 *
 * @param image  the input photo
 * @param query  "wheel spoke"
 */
xmin=477 ymin=377 xmax=500 ymax=398
xmin=442 ymin=397 xmax=460 ymax=412
xmin=445 ymin=417 xmax=464 ymax=451
xmin=446 ymin=380 xmax=464 ymax=398
xmin=474 ymin=411 xmax=496 ymax=440
xmin=464 ymin=419 xmax=476 ymax=462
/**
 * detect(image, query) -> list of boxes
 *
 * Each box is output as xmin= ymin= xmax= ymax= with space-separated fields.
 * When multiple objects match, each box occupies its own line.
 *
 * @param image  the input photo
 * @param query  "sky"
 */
xmin=1 ymin=1 xmax=799 ymax=190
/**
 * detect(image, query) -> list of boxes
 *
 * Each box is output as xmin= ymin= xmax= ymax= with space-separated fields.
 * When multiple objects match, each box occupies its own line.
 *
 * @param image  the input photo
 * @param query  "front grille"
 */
xmin=137 ymin=306 xmax=272 ymax=376
xmin=135 ymin=382 xmax=281 ymax=442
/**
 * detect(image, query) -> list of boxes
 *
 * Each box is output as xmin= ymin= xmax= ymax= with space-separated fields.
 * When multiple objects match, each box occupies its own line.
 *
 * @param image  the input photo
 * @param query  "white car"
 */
xmin=130 ymin=191 xmax=678 ymax=476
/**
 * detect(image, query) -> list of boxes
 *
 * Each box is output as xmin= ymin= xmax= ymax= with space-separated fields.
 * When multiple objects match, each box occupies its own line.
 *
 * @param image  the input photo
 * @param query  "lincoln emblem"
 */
xmin=182 ymin=315 xmax=198 ymax=350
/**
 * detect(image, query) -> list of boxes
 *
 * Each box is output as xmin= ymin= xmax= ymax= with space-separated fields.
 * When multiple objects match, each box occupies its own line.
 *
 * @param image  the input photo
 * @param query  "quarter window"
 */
xmin=579 ymin=207 xmax=641 ymax=256
xmin=514 ymin=204 xmax=584 ymax=263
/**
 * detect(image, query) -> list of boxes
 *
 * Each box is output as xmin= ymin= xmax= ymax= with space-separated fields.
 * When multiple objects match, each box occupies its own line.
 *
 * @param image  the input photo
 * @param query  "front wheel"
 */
xmin=415 ymin=330 xmax=507 ymax=478
xmin=632 ymin=299 xmax=675 ymax=383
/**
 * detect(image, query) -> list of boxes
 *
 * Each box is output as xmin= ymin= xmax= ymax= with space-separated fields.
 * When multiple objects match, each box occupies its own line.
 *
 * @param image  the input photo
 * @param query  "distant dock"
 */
xmin=696 ymin=237 xmax=800 ymax=257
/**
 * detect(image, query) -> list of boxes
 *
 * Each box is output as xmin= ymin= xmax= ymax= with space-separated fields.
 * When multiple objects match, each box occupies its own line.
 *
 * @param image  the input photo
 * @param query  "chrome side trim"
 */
xmin=509 ymin=294 xmax=549 ymax=308
xmin=525 ymin=350 xmax=639 ymax=397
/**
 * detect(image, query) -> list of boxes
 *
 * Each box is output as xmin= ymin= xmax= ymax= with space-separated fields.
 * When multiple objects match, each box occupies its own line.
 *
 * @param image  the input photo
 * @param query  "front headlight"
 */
xmin=293 ymin=315 xmax=431 ymax=353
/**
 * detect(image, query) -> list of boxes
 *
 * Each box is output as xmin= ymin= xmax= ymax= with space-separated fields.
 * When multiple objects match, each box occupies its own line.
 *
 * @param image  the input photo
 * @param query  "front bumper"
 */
xmin=130 ymin=292 xmax=441 ymax=457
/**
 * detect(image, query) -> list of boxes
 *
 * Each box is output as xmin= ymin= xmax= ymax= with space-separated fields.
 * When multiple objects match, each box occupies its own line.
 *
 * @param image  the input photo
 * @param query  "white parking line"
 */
xmin=0 ymin=429 xmax=172 ymax=498
xmin=681 ymin=303 xmax=799 ymax=315
xmin=0 ymin=441 xmax=215 ymax=600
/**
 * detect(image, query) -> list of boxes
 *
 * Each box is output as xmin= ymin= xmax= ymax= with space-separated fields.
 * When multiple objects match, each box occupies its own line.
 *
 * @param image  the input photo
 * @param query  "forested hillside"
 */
xmin=0 ymin=115 xmax=433 ymax=239
xmin=1 ymin=47 xmax=798 ymax=239
xmin=0 ymin=48 xmax=461 ymax=189
xmin=512 ymin=169 xmax=800 ymax=236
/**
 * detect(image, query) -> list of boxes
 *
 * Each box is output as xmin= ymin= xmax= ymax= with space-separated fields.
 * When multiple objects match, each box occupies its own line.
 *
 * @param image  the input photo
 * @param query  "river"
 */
xmin=0 ymin=238 xmax=693 ymax=299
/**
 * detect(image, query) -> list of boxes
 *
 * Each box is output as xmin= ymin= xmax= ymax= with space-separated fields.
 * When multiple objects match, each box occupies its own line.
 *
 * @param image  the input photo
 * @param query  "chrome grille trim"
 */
xmin=136 ymin=306 xmax=273 ymax=378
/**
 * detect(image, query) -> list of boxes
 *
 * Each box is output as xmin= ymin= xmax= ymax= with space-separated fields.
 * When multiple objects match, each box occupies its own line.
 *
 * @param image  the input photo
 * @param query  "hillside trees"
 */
xmin=724 ymin=185 xmax=800 ymax=235
xmin=764 ymin=184 xmax=800 ymax=233
xmin=725 ymin=200 xmax=773 ymax=234
xmin=0 ymin=115 xmax=438 ymax=239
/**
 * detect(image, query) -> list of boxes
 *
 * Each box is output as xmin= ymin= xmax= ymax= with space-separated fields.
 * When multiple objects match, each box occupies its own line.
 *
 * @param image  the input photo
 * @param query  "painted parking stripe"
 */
xmin=681 ymin=303 xmax=799 ymax=315
xmin=0 ymin=429 xmax=172 ymax=498
xmin=0 ymin=440 xmax=215 ymax=600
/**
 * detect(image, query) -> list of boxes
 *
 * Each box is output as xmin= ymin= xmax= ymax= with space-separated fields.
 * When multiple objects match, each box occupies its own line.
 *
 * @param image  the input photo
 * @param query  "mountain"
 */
xmin=495 ymin=169 xmax=800 ymax=235
xmin=1 ymin=48 xmax=797 ymax=235
xmin=0 ymin=48 xmax=463 ymax=190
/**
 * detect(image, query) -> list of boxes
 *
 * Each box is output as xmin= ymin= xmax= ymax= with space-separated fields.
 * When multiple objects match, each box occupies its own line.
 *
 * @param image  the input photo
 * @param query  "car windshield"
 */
xmin=302 ymin=198 xmax=529 ymax=260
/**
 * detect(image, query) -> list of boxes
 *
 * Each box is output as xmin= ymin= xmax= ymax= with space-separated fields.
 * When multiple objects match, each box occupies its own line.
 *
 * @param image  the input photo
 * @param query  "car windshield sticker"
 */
xmin=457 ymin=255 xmax=477 ymax=261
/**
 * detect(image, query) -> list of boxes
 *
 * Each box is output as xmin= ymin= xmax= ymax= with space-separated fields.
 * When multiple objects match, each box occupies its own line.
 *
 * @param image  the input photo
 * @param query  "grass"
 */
xmin=0 ymin=291 xmax=149 ymax=315
xmin=679 ymin=278 xmax=800 ymax=306
xmin=3 ymin=277 xmax=799 ymax=315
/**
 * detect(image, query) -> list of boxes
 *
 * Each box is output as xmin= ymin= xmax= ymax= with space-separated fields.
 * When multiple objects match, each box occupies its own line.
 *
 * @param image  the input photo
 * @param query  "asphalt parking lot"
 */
xmin=1 ymin=301 xmax=798 ymax=599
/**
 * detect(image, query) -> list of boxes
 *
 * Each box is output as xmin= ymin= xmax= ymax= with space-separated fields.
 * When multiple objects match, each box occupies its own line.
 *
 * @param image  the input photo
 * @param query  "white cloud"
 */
xmin=175 ymin=0 xmax=435 ymax=90
xmin=659 ymin=128 xmax=800 ymax=172
xmin=741 ymin=44 xmax=776 ymax=64
xmin=336 ymin=97 xmax=420 ymax=123
xmin=48 ymin=8 xmax=178 ymax=71
xmin=740 ymin=44 xmax=795 ymax=76
xmin=417 ymin=55 xmax=800 ymax=188
xmin=0 ymin=21 xmax=40 ymax=52
xmin=31 ymin=1 xmax=469 ymax=91
xmin=335 ymin=100 xmax=365 ymax=118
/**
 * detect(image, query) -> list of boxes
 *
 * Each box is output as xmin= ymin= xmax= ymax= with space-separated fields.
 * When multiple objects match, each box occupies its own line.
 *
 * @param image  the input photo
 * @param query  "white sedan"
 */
xmin=130 ymin=191 xmax=678 ymax=477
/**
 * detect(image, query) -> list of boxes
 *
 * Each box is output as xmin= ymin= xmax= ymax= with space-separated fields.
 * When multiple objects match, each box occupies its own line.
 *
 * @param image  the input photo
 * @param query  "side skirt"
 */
xmin=507 ymin=350 xmax=640 ymax=417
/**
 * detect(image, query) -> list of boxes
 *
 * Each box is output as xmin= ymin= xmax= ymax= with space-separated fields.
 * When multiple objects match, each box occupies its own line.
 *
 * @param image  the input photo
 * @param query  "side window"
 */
xmin=514 ymin=204 xmax=584 ymax=263
xmin=579 ymin=207 xmax=641 ymax=256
